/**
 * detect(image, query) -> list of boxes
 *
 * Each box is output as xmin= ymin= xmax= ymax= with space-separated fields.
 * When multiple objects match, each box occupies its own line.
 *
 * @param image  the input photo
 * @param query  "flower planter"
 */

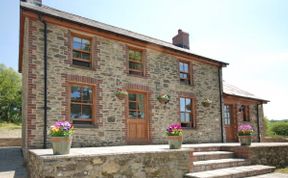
xmin=167 ymin=136 xmax=183 ymax=149
xmin=50 ymin=136 xmax=72 ymax=155
xmin=238 ymin=135 xmax=252 ymax=146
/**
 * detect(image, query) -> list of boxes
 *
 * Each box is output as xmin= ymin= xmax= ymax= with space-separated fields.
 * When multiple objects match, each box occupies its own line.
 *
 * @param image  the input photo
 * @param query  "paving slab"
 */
xmin=0 ymin=147 xmax=27 ymax=178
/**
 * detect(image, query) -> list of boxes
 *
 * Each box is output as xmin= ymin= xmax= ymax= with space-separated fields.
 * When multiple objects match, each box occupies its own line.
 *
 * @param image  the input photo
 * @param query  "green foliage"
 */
xmin=270 ymin=122 xmax=288 ymax=136
xmin=0 ymin=64 xmax=22 ymax=123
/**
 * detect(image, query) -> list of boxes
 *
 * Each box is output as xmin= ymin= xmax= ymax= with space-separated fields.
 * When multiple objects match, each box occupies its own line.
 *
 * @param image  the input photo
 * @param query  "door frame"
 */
xmin=126 ymin=89 xmax=150 ymax=144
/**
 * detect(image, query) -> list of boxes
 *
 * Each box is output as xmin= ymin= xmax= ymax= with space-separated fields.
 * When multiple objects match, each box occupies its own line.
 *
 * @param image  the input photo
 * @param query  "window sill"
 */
xmin=73 ymin=124 xmax=98 ymax=128
xmin=182 ymin=127 xmax=196 ymax=130
xmin=128 ymin=73 xmax=147 ymax=79
xmin=71 ymin=64 xmax=94 ymax=71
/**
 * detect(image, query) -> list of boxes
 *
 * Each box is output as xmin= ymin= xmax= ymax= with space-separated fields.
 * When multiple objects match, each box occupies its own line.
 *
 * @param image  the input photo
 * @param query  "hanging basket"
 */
xmin=157 ymin=94 xmax=170 ymax=104
xmin=202 ymin=98 xmax=212 ymax=107
xmin=115 ymin=90 xmax=128 ymax=100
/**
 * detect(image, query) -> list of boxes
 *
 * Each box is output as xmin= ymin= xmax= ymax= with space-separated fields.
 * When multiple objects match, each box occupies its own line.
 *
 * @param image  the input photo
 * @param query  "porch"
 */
xmin=27 ymin=142 xmax=288 ymax=178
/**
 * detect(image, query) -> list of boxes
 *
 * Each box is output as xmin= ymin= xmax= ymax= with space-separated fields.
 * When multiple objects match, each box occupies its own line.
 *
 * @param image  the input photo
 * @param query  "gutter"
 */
xmin=256 ymin=104 xmax=261 ymax=142
xmin=39 ymin=14 xmax=48 ymax=149
xmin=218 ymin=67 xmax=224 ymax=143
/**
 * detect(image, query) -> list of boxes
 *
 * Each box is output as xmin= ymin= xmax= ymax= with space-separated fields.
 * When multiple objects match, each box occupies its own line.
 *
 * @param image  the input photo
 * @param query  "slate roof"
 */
xmin=20 ymin=1 xmax=228 ymax=66
xmin=223 ymin=81 xmax=269 ymax=102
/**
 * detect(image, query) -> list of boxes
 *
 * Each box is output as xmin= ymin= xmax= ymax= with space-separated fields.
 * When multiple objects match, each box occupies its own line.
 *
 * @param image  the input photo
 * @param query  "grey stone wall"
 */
xmin=27 ymin=150 xmax=191 ymax=178
xmin=22 ymin=18 xmax=222 ymax=149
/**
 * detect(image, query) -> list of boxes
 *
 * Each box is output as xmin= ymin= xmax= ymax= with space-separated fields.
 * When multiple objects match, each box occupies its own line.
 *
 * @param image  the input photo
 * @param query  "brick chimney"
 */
xmin=172 ymin=29 xmax=190 ymax=49
xmin=21 ymin=0 xmax=42 ymax=6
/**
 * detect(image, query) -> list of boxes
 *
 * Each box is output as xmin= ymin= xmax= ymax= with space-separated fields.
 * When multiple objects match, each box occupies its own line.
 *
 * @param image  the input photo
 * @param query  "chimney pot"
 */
xmin=172 ymin=29 xmax=190 ymax=49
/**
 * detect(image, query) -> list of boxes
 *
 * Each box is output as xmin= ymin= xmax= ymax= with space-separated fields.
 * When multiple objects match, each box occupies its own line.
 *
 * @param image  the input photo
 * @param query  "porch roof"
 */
xmin=223 ymin=81 xmax=269 ymax=103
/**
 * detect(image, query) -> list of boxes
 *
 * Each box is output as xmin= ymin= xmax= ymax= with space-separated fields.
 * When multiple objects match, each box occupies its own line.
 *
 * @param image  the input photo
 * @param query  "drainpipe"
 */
xmin=39 ymin=15 xmax=48 ymax=149
xmin=256 ymin=104 xmax=261 ymax=142
xmin=218 ymin=67 xmax=224 ymax=143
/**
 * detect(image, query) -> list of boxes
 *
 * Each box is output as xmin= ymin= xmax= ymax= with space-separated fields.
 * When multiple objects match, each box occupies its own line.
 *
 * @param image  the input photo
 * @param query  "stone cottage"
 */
xmin=19 ymin=0 xmax=268 ymax=154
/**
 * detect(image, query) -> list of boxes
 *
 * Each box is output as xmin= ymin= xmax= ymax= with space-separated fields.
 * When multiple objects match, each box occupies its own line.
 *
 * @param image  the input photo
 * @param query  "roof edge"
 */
xmin=224 ymin=93 xmax=269 ymax=104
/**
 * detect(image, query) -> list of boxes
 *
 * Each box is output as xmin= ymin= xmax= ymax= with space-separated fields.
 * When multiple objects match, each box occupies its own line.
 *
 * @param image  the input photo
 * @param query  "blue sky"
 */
xmin=1 ymin=0 xmax=288 ymax=119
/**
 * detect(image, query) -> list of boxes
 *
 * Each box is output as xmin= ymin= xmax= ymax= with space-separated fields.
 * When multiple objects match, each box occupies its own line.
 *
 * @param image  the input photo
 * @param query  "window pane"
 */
xmin=180 ymin=73 xmax=188 ymax=79
xmin=129 ymin=111 xmax=137 ymax=118
xmin=81 ymin=53 xmax=90 ymax=60
xmin=139 ymin=112 xmax=144 ymax=119
xmin=179 ymin=62 xmax=183 ymax=71
xmin=71 ymin=86 xmax=81 ymax=102
xmin=129 ymin=94 xmax=136 ymax=101
xmin=186 ymin=98 xmax=191 ymax=112
xmin=180 ymin=98 xmax=185 ymax=111
xmin=73 ymin=51 xmax=81 ymax=58
xmin=82 ymin=87 xmax=92 ymax=102
xmin=129 ymin=102 xmax=136 ymax=110
xmin=73 ymin=37 xmax=81 ymax=49
xmin=71 ymin=104 xmax=81 ymax=119
xmin=129 ymin=50 xmax=134 ymax=59
xmin=185 ymin=113 xmax=191 ymax=122
xmin=183 ymin=63 xmax=189 ymax=72
xmin=134 ymin=51 xmax=142 ymax=61
xmin=129 ymin=62 xmax=143 ymax=70
xmin=81 ymin=105 xmax=92 ymax=119
xmin=180 ymin=113 xmax=185 ymax=122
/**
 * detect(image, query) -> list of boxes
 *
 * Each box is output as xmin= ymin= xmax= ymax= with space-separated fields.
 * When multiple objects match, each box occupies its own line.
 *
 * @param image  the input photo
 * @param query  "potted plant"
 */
xmin=157 ymin=94 xmax=171 ymax=104
xmin=202 ymin=98 xmax=212 ymax=107
xmin=165 ymin=123 xmax=183 ymax=149
xmin=49 ymin=120 xmax=74 ymax=155
xmin=115 ymin=89 xmax=128 ymax=100
xmin=238 ymin=123 xmax=254 ymax=146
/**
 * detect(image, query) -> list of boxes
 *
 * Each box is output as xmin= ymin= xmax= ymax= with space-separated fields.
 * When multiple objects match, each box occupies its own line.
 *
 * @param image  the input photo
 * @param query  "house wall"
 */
xmin=22 ymin=17 xmax=223 ymax=149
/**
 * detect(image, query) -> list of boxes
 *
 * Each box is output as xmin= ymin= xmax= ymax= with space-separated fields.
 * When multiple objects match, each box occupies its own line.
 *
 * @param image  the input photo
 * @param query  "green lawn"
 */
xmin=0 ymin=122 xmax=22 ymax=129
xmin=276 ymin=167 xmax=288 ymax=174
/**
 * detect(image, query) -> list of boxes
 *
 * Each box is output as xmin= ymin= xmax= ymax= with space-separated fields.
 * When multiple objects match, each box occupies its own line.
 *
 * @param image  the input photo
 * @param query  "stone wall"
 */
xmin=27 ymin=149 xmax=191 ymax=178
xmin=22 ymin=17 xmax=222 ymax=149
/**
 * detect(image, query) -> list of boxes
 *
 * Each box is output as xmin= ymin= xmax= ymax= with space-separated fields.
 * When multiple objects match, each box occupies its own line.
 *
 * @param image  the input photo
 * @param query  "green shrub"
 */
xmin=271 ymin=122 xmax=288 ymax=136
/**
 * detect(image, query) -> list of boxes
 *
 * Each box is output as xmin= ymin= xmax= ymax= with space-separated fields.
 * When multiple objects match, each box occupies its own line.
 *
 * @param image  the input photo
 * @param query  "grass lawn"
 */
xmin=0 ymin=122 xmax=22 ymax=129
xmin=276 ymin=167 xmax=288 ymax=174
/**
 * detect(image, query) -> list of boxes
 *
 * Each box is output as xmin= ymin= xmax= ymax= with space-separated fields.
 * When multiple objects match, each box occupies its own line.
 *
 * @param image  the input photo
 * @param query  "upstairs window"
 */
xmin=128 ymin=49 xmax=144 ymax=76
xmin=72 ymin=35 xmax=91 ymax=68
xmin=180 ymin=97 xmax=195 ymax=128
xmin=179 ymin=61 xmax=190 ymax=85
xmin=70 ymin=85 xmax=94 ymax=125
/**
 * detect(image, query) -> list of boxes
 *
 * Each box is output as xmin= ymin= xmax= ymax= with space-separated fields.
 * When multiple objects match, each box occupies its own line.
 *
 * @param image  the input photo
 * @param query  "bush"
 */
xmin=271 ymin=122 xmax=288 ymax=136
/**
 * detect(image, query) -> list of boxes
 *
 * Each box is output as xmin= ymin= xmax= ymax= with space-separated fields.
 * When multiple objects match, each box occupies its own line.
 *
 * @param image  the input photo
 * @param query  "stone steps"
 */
xmin=193 ymin=151 xmax=234 ymax=161
xmin=184 ymin=165 xmax=275 ymax=178
xmin=185 ymin=149 xmax=276 ymax=178
xmin=192 ymin=158 xmax=250 ymax=172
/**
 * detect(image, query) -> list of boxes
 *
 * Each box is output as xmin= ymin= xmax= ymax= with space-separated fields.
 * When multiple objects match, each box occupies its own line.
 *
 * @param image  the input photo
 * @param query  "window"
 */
xmin=224 ymin=105 xmax=231 ymax=125
xmin=72 ymin=35 xmax=91 ymax=68
xmin=179 ymin=61 xmax=190 ymax=85
xmin=70 ymin=85 xmax=94 ymax=124
xmin=128 ymin=49 xmax=144 ymax=76
xmin=128 ymin=93 xmax=145 ymax=119
xmin=180 ymin=97 xmax=195 ymax=128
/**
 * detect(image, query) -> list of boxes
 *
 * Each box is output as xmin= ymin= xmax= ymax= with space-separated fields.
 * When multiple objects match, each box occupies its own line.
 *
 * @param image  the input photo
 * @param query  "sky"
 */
xmin=0 ymin=0 xmax=287 ymax=120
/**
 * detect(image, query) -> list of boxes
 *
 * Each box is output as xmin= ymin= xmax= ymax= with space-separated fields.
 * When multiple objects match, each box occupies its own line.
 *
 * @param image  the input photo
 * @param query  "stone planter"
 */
xmin=167 ymin=136 xmax=183 ymax=149
xmin=50 ymin=136 xmax=72 ymax=155
xmin=239 ymin=135 xmax=252 ymax=146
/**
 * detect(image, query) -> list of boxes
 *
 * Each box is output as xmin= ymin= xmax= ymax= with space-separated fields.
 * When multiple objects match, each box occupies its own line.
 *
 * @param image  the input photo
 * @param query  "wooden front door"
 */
xmin=224 ymin=104 xmax=237 ymax=142
xmin=127 ymin=92 xmax=149 ymax=144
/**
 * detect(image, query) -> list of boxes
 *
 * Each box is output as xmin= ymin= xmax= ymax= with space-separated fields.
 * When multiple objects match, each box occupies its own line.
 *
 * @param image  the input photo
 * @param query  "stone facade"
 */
xmin=21 ymin=16 xmax=223 ymax=150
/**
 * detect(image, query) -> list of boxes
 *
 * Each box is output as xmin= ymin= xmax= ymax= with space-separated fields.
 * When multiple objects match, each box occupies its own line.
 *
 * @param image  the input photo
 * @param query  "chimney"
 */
xmin=172 ymin=29 xmax=190 ymax=49
xmin=21 ymin=0 xmax=42 ymax=6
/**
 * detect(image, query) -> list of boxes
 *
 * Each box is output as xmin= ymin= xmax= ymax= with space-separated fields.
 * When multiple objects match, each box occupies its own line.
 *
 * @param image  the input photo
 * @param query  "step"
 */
xmin=193 ymin=147 xmax=221 ymax=152
xmin=192 ymin=158 xmax=250 ymax=172
xmin=185 ymin=165 xmax=275 ymax=178
xmin=193 ymin=151 xmax=234 ymax=161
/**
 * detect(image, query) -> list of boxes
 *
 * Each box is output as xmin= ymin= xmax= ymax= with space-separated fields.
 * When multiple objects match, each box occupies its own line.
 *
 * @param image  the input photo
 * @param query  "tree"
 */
xmin=0 ymin=64 xmax=22 ymax=123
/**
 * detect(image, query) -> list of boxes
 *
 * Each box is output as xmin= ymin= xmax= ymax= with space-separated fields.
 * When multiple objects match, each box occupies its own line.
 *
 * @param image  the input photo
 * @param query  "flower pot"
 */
xmin=50 ymin=136 xmax=72 ymax=155
xmin=167 ymin=136 xmax=183 ymax=149
xmin=238 ymin=135 xmax=252 ymax=146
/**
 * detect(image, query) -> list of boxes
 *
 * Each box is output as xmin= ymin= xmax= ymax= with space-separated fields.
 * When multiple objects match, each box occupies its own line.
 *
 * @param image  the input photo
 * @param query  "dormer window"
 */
xmin=72 ymin=35 xmax=91 ymax=68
